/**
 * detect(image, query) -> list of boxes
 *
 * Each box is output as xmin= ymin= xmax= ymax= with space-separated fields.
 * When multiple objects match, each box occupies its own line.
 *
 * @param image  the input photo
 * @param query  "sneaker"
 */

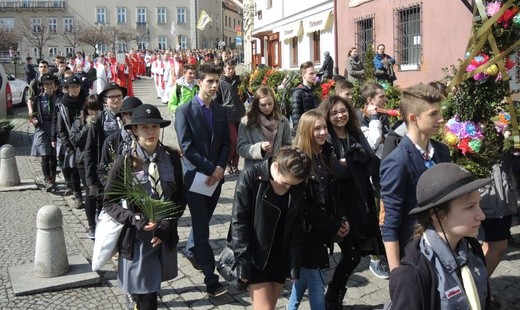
xmin=186 ymin=255 xmax=202 ymax=271
xmin=45 ymin=179 xmax=55 ymax=192
xmin=369 ymin=259 xmax=390 ymax=279
xmin=73 ymin=198 xmax=84 ymax=209
xmin=64 ymin=186 xmax=73 ymax=196
xmin=86 ymin=227 xmax=95 ymax=240
xmin=207 ymin=283 xmax=228 ymax=298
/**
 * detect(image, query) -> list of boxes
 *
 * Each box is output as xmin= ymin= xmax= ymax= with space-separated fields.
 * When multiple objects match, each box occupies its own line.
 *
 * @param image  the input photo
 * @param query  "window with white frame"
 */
xmin=355 ymin=16 xmax=374 ymax=59
xmin=63 ymin=17 xmax=73 ymax=33
xmin=48 ymin=47 xmax=58 ymax=58
xmin=0 ymin=18 xmax=14 ymax=31
xmin=31 ymin=18 xmax=42 ymax=33
xmin=157 ymin=8 xmax=167 ymax=24
xmin=48 ymin=18 xmax=57 ymax=33
xmin=117 ymin=42 xmax=128 ymax=53
xmin=97 ymin=43 xmax=107 ymax=53
xmin=117 ymin=7 xmax=127 ymax=24
xmin=158 ymin=36 xmax=167 ymax=50
xmin=177 ymin=8 xmax=186 ymax=24
xmin=65 ymin=47 xmax=73 ymax=57
xmin=395 ymin=5 xmax=422 ymax=70
xmin=33 ymin=47 xmax=39 ymax=58
xmin=96 ymin=7 xmax=106 ymax=24
xmin=137 ymin=7 xmax=147 ymax=23
xmin=266 ymin=0 xmax=273 ymax=9
xmin=179 ymin=35 xmax=187 ymax=50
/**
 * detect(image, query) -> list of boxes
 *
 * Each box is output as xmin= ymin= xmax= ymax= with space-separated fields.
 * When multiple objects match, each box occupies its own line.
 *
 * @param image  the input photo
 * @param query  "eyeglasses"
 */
xmin=106 ymin=94 xmax=123 ymax=100
xmin=329 ymin=109 xmax=348 ymax=117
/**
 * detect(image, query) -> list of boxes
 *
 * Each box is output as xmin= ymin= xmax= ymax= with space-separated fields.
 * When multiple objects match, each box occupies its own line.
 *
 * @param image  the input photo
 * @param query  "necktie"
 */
xmin=148 ymin=160 xmax=163 ymax=199
xmin=461 ymin=265 xmax=481 ymax=310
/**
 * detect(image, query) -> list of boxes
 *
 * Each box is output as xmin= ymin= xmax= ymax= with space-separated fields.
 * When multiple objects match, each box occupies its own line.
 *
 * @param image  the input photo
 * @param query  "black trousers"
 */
xmin=327 ymin=236 xmax=362 ymax=294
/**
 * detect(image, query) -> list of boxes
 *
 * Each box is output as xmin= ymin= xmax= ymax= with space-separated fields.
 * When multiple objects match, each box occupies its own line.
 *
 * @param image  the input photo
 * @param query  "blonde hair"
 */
xmin=292 ymin=109 xmax=325 ymax=158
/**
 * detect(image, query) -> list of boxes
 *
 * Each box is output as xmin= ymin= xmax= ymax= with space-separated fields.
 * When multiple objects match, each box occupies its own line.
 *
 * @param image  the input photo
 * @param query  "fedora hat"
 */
xmin=410 ymin=163 xmax=491 ymax=215
xmin=124 ymin=104 xmax=170 ymax=129
xmin=99 ymin=82 xmax=128 ymax=100
xmin=38 ymin=74 xmax=58 ymax=85
xmin=61 ymin=75 xmax=82 ymax=86
xmin=115 ymin=96 xmax=143 ymax=118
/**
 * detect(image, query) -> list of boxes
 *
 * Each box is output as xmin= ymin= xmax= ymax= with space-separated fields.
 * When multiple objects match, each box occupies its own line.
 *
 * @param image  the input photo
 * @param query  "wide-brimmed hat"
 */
xmin=38 ymin=74 xmax=58 ymax=85
xmin=410 ymin=163 xmax=491 ymax=215
xmin=99 ymin=82 xmax=128 ymax=100
xmin=115 ymin=96 xmax=143 ymax=117
xmin=124 ymin=104 xmax=171 ymax=129
xmin=61 ymin=75 xmax=82 ymax=86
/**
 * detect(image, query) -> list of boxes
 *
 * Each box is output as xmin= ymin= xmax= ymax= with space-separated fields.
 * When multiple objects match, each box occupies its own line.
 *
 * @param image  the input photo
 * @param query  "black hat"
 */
xmin=61 ymin=75 xmax=82 ymax=86
xmin=38 ymin=74 xmax=58 ymax=85
xmin=99 ymin=82 xmax=128 ymax=101
xmin=124 ymin=104 xmax=171 ymax=129
xmin=410 ymin=163 xmax=491 ymax=215
xmin=26 ymin=56 xmax=33 ymax=61
xmin=116 ymin=96 xmax=143 ymax=117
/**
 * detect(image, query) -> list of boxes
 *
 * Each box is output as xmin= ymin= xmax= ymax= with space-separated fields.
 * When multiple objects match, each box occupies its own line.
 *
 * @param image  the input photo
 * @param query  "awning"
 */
xmin=303 ymin=10 xmax=333 ymax=34
xmin=279 ymin=20 xmax=303 ymax=41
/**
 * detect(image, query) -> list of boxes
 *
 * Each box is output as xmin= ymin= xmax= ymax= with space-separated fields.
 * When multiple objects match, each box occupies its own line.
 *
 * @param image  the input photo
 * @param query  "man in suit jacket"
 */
xmin=380 ymin=84 xmax=451 ymax=272
xmin=175 ymin=63 xmax=231 ymax=297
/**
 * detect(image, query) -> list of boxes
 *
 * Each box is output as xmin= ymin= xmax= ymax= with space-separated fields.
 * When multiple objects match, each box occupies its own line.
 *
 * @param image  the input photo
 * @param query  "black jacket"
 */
xmin=230 ymin=159 xmax=306 ymax=281
xmin=290 ymin=84 xmax=319 ymax=131
xmin=56 ymin=91 xmax=87 ymax=152
xmin=301 ymin=143 xmax=343 ymax=268
xmin=69 ymin=117 xmax=91 ymax=167
xmin=320 ymin=55 xmax=334 ymax=79
xmin=103 ymin=149 xmax=187 ymax=260
xmin=216 ymin=74 xmax=245 ymax=123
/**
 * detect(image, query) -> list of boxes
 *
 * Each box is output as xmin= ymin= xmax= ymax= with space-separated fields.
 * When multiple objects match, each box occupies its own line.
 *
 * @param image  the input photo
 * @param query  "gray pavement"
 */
xmin=1 ymin=77 xmax=519 ymax=309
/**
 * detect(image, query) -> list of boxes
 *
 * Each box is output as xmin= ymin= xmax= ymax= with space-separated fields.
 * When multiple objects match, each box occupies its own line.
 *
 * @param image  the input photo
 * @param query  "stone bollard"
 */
xmin=33 ymin=205 xmax=69 ymax=278
xmin=0 ymin=144 xmax=21 ymax=187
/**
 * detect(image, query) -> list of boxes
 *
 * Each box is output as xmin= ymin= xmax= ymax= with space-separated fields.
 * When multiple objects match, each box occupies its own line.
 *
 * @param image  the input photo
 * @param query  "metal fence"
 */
xmin=394 ymin=4 xmax=422 ymax=71
xmin=355 ymin=15 xmax=375 ymax=59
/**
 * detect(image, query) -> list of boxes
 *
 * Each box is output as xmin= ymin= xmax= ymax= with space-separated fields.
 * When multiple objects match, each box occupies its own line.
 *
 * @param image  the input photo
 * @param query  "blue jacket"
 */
xmin=174 ymin=96 xmax=230 ymax=187
xmin=380 ymin=135 xmax=450 ymax=253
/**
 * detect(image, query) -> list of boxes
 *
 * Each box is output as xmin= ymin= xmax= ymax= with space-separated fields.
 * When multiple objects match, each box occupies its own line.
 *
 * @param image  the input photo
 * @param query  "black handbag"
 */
xmin=216 ymin=246 xmax=247 ymax=291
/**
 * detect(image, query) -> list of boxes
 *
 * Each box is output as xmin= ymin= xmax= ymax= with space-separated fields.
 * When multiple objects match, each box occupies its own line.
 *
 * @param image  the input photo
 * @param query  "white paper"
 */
xmin=189 ymin=172 xmax=218 ymax=197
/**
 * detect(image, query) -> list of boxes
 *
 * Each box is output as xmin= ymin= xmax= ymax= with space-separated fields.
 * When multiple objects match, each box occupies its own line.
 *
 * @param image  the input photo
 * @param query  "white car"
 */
xmin=7 ymin=74 xmax=29 ymax=106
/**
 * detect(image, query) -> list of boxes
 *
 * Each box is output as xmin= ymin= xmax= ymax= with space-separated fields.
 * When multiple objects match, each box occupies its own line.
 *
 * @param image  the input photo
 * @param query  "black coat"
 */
xmin=320 ymin=55 xmax=334 ymax=79
xmin=290 ymin=84 xmax=319 ymax=131
xmin=230 ymin=159 xmax=305 ymax=281
xmin=103 ymin=149 xmax=187 ymax=260
xmin=216 ymin=75 xmax=245 ymax=123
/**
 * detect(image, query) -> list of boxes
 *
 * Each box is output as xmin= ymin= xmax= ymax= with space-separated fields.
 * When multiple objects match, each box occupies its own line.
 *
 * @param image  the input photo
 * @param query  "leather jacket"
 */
xmin=230 ymin=159 xmax=306 ymax=281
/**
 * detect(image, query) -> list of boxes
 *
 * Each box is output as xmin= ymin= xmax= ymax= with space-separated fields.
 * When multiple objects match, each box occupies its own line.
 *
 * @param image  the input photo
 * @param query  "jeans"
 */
xmin=186 ymin=183 xmax=223 ymax=290
xmin=287 ymin=267 xmax=326 ymax=310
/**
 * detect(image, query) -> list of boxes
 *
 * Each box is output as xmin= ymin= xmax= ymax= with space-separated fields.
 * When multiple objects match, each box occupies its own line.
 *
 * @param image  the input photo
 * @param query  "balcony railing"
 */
xmin=136 ymin=22 xmax=148 ymax=29
xmin=0 ymin=1 xmax=65 ymax=10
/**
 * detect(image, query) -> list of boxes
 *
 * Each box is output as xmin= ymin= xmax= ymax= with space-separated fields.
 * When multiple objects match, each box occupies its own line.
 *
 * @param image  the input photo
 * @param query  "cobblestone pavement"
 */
xmin=1 ymin=77 xmax=520 ymax=309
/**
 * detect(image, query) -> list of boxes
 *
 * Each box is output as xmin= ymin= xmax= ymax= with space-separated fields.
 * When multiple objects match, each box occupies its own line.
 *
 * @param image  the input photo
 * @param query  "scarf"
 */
xmin=259 ymin=114 xmax=278 ymax=154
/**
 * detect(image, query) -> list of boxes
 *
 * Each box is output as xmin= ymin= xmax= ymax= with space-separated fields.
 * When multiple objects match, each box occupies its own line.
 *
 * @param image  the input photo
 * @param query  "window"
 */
xmin=65 ymin=47 xmax=73 ymax=57
xmin=96 ymin=7 xmax=106 ymax=24
xmin=33 ymin=47 xmax=39 ymax=58
xmin=48 ymin=18 xmax=57 ymax=33
xmin=137 ymin=7 xmax=147 ymax=23
xmin=117 ymin=7 xmax=127 ymax=24
xmin=157 ymin=8 xmax=167 ymax=24
xmin=355 ymin=16 xmax=374 ymax=58
xmin=266 ymin=0 xmax=273 ymax=9
xmin=291 ymin=37 xmax=298 ymax=67
xmin=158 ymin=36 xmax=167 ymax=50
xmin=177 ymin=8 xmax=186 ymax=24
xmin=48 ymin=47 xmax=58 ymax=58
xmin=117 ymin=42 xmax=128 ymax=53
xmin=0 ymin=18 xmax=15 ymax=32
xmin=395 ymin=5 xmax=422 ymax=70
xmin=312 ymin=31 xmax=320 ymax=64
xmin=179 ymin=35 xmax=187 ymax=50
xmin=63 ymin=17 xmax=73 ymax=33
xmin=97 ymin=43 xmax=107 ymax=53
xmin=31 ymin=18 xmax=42 ymax=33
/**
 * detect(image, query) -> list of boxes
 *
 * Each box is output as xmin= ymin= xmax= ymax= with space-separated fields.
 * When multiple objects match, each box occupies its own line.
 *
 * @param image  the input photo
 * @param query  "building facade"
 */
xmin=222 ymin=0 xmax=243 ymax=50
xmin=336 ymin=0 xmax=474 ymax=87
xmin=249 ymin=0 xmax=334 ymax=71
xmin=0 ymin=0 xmax=227 ymax=60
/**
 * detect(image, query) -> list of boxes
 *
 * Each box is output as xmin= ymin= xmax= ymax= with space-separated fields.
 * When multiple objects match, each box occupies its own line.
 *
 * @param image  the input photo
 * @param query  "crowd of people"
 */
xmin=25 ymin=44 xmax=519 ymax=310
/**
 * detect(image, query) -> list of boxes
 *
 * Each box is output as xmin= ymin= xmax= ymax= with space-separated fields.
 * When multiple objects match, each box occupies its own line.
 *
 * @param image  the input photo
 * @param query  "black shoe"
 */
xmin=73 ymin=198 xmax=84 ymax=209
xmin=86 ymin=227 xmax=95 ymax=240
xmin=64 ymin=187 xmax=73 ymax=196
xmin=207 ymin=283 xmax=228 ymax=298
xmin=186 ymin=255 xmax=202 ymax=271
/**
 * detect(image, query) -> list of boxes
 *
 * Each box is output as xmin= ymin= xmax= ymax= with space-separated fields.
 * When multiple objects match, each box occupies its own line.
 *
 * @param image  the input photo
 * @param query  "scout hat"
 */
xmin=99 ymin=82 xmax=128 ymax=100
xmin=61 ymin=75 xmax=82 ymax=86
xmin=124 ymin=104 xmax=171 ymax=129
xmin=38 ymin=74 xmax=58 ymax=85
xmin=115 ymin=96 xmax=143 ymax=118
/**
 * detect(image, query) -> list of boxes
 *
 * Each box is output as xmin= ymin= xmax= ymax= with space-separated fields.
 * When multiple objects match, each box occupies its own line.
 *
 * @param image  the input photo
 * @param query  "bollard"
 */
xmin=33 ymin=205 xmax=69 ymax=278
xmin=0 ymin=144 xmax=21 ymax=187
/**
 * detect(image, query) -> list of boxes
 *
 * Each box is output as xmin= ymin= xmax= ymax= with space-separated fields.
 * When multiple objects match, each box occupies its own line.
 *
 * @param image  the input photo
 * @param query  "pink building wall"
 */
xmin=336 ymin=0 xmax=474 ymax=87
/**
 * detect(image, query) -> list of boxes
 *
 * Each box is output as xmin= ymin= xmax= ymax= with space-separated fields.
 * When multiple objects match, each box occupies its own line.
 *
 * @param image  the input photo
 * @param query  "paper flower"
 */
xmin=506 ymin=57 xmax=516 ymax=70
xmin=444 ymin=131 xmax=460 ymax=146
xmin=486 ymin=1 xmax=502 ymax=16
xmin=458 ymin=137 xmax=473 ymax=154
xmin=485 ymin=64 xmax=499 ymax=76
xmin=466 ymin=54 xmax=491 ymax=81
xmin=498 ymin=7 xmax=519 ymax=28
xmin=468 ymin=139 xmax=482 ymax=153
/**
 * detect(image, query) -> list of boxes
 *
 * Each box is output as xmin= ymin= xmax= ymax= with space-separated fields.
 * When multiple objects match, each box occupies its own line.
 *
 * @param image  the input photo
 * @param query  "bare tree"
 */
xmin=132 ymin=28 xmax=150 ymax=50
xmin=0 ymin=27 xmax=20 ymax=51
xmin=16 ymin=17 xmax=56 ymax=59
xmin=104 ymin=25 xmax=136 ymax=53
xmin=60 ymin=20 xmax=85 ymax=56
xmin=78 ymin=25 xmax=108 ymax=54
